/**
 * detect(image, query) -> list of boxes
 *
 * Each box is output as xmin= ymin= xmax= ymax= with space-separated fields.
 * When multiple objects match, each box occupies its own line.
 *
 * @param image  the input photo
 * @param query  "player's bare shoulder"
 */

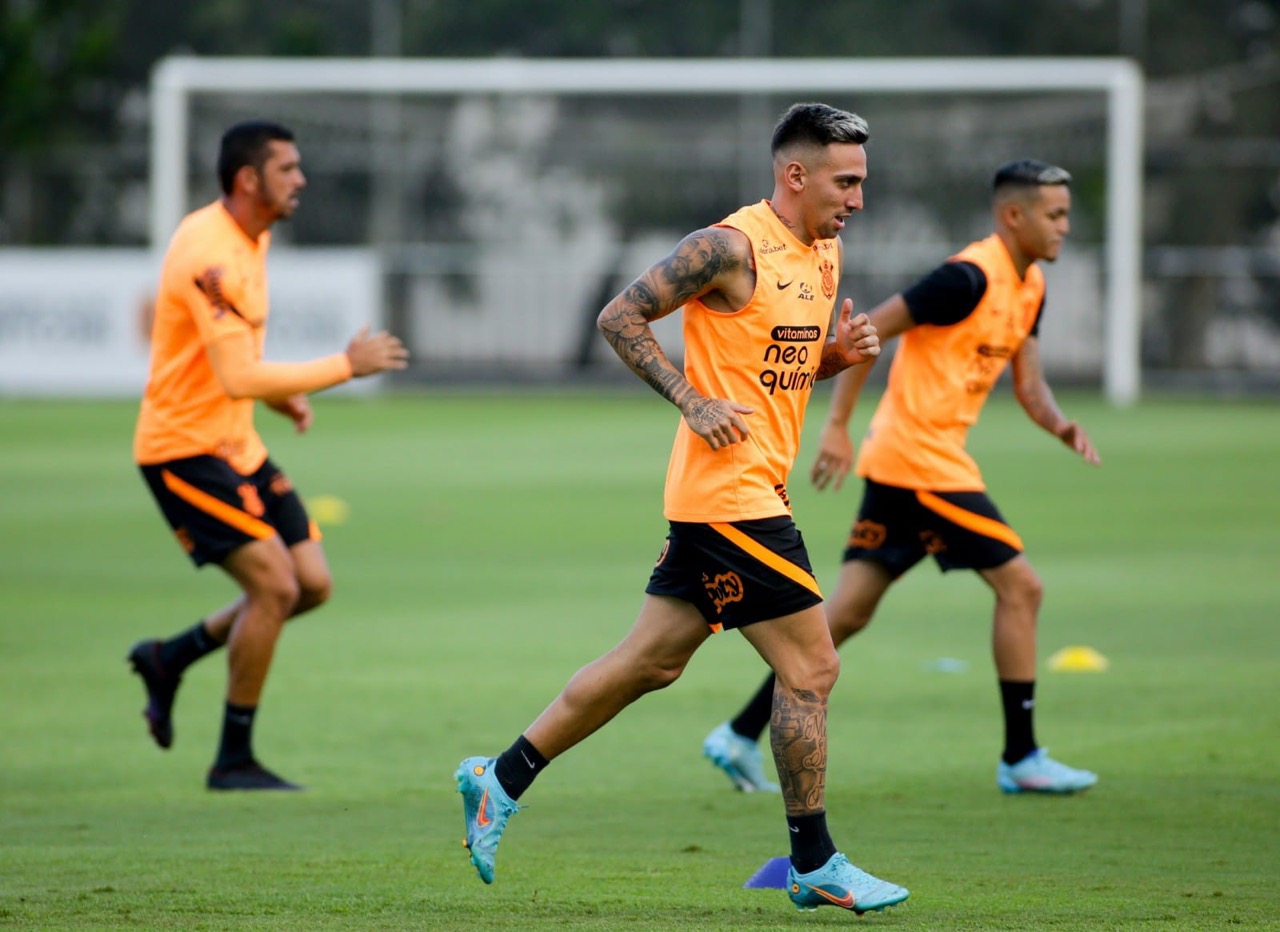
xmin=654 ymin=225 xmax=754 ymax=313
xmin=658 ymin=226 xmax=752 ymax=298
xmin=611 ymin=225 xmax=754 ymax=324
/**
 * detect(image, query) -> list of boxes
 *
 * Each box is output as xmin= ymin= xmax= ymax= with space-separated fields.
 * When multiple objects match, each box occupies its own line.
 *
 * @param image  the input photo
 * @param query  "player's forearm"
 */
xmin=1015 ymin=379 xmax=1071 ymax=437
xmin=217 ymin=353 xmax=353 ymax=400
xmin=597 ymin=302 xmax=697 ymax=410
xmin=815 ymin=340 xmax=863 ymax=382
xmin=264 ymin=392 xmax=304 ymax=413
xmin=823 ymin=360 xmax=873 ymax=428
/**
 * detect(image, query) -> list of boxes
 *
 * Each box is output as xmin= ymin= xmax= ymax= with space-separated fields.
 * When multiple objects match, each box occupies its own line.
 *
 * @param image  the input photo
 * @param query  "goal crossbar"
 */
xmin=150 ymin=55 xmax=1143 ymax=403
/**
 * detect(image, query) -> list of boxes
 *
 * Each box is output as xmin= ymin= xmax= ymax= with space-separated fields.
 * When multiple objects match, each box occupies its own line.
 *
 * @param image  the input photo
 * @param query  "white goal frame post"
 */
xmin=151 ymin=55 xmax=1144 ymax=404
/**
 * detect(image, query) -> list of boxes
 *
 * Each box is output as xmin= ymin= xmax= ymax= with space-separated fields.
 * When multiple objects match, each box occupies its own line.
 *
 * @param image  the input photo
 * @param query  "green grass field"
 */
xmin=2 ymin=390 xmax=1277 ymax=930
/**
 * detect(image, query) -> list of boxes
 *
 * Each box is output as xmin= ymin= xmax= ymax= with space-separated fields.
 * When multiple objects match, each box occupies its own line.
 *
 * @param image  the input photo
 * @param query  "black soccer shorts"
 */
xmin=842 ymin=478 xmax=1023 ymax=578
xmin=139 ymin=455 xmax=317 ymax=567
xmin=645 ymin=516 xmax=824 ymax=632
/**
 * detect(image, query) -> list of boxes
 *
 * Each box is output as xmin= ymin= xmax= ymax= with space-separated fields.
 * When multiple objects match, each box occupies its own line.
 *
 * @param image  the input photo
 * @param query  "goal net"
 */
xmin=151 ymin=57 xmax=1143 ymax=402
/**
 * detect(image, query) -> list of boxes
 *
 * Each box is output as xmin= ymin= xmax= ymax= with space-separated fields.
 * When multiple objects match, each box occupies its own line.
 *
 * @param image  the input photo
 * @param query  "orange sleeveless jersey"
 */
xmin=856 ymin=234 xmax=1045 ymax=491
xmin=134 ymin=202 xmax=272 ymax=474
xmin=663 ymin=200 xmax=841 ymax=522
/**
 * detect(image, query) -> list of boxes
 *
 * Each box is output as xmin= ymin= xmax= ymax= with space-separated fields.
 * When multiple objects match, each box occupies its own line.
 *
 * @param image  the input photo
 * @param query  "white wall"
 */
xmin=0 ymin=249 xmax=382 ymax=397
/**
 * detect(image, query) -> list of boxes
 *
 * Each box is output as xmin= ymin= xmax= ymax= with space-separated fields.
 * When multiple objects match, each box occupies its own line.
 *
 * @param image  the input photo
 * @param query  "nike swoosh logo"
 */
xmin=789 ymin=825 xmax=800 ymax=833
xmin=776 ymin=280 xmax=794 ymax=290
xmin=520 ymin=750 xmax=535 ymax=768
xmin=805 ymin=883 xmax=855 ymax=909
xmin=476 ymin=788 xmax=492 ymax=827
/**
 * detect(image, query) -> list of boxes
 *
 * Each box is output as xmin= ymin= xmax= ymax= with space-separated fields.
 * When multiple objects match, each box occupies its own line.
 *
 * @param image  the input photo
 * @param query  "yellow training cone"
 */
xmin=1047 ymin=646 xmax=1109 ymax=672
xmin=309 ymin=494 xmax=350 ymax=526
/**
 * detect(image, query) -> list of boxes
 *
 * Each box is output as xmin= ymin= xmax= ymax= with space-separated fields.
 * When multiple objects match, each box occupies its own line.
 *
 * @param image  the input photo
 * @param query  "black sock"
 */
xmin=214 ymin=702 xmax=257 ymax=769
xmin=493 ymin=735 xmax=548 ymax=801
xmin=999 ymin=679 xmax=1038 ymax=765
xmin=787 ymin=811 xmax=837 ymax=874
xmin=158 ymin=621 xmax=223 ymax=675
xmin=730 ymin=672 xmax=777 ymax=742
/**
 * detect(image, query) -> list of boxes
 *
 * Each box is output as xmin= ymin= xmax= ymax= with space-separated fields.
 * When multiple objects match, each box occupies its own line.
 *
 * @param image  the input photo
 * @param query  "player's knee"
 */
xmin=637 ymin=657 xmax=686 ymax=692
xmin=782 ymin=646 xmax=840 ymax=700
xmin=1027 ymin=574 xmax=1044 ymax=610
xmin=252 ymin=573 xmax=301 ymax=621
xmin=997 ymin=565 xmax=1043 ymax=616
xmin=828 ymin=601 xmax=875 ymax=643
xmin=815 ymin=648 xmax=841 ymax=696
xmin=1014 ymin=566 xmax=1044 ymax=611
xmin=295 ymin=571 xmax=332 ymax=615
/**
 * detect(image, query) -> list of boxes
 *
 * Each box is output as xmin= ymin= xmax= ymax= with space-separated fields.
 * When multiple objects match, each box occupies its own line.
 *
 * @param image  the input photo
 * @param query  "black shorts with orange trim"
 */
xmin=139 ymin=455 xmax=316 ymax=567
xmin=645 ymin=516 xmax=823 ymax=632
xmin=843 ymin=479 xmax=1023 ymax=577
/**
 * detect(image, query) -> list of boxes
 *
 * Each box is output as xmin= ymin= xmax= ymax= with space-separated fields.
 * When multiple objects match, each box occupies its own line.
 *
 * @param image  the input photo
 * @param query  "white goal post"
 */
xmin=150 ymin=55 xmax=1144 ymax=404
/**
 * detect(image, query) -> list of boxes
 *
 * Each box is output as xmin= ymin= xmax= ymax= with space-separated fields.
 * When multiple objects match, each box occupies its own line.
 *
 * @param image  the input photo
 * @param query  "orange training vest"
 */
xmin=856 ymin=234 xmax=1045 ymax=491
xmin=134 ymin=202 xmax=272 ymax=474
xmin=663 ymin=200 xmax=840 ymax=521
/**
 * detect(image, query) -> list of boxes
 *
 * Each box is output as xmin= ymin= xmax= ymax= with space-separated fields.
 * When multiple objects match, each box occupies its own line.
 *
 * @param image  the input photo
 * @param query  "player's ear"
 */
xmin=998 ymin=198 xmax=1023 ymax=229
xmin=780 ymin=158 xmax=806 ymax=192
xmin=234 ymin=163 xmax=260 ymax=197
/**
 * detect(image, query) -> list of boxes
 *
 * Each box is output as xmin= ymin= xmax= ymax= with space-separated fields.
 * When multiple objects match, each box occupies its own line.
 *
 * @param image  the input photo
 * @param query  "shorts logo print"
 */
xmin=268 ymin=472 xmax=294 ymax=496
xmin=920 ymin=530 xmax=946 ymax=555
xmin=654 ymin=540 xmax=670 ymax=567
xmin=702 ymin=571 xmax=745 ymax=615
xmin=849 ymin=519 xmax=887 ymax=550
xmin=237 ymin=483 xmax=266 ymax=518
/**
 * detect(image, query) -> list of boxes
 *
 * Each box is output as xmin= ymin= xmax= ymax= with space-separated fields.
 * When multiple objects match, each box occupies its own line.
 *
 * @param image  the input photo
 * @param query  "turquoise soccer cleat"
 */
xmin=702 ymin=722 xmax=780 ymax=793
xmin=455 ymin=756 xmax=520 ymax=883
xmin=786 ymin=852 xmax=909 ymax=914
xmin=997 ymin=748 xmax=1098 ymax=794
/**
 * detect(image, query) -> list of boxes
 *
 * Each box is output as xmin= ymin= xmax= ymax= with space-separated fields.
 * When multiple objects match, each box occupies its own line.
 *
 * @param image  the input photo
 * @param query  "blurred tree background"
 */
xmin=1 ymin=0 xmax=1277 ymax=379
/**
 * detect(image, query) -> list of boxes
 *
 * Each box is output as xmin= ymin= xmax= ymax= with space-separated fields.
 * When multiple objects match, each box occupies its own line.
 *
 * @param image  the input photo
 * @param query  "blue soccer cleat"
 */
xmin=703 ymin=722 xmax=780 ymax=793
xmin=787 ymin=852 xmax=909 ymax=914
xmin=455 ymin=756 xmax=520 ymax=883
xmin=998 ymin=748 xmax=1098 ymax=794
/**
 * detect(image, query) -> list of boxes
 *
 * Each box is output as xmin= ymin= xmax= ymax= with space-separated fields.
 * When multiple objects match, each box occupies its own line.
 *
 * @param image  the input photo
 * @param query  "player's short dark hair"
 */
xmin=771 ymin=102 xmax=869 ymax=156
xmin=993 ymin=159 xmax=1072 ymax=196
xmin=217 ymin=120 xmax=295 ymax=195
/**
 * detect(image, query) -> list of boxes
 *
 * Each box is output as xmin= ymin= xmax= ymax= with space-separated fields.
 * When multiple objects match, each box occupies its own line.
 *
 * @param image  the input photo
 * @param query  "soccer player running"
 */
xmin=456 ymin=103 xmax=908 ymax=915
xmin=129 ymin=121 xmax=408 ymax=790
xmin=703 ymin=159 xmax=1101 ymax=797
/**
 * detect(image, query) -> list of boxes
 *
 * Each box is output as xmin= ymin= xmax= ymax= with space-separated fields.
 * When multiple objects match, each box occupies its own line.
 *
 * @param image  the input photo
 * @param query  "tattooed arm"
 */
xmin=597 ymin=226 xmax=756 ymax=450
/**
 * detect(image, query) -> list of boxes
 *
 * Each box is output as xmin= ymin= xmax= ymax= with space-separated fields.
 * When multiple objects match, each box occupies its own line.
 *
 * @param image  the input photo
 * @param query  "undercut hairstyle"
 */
xmin=217 ymin=120 xmax=295 ymax=195
xmin=771 ymin=102 xmax=870 ymax=158
xmin=993 ymin=159 xmax=1071 ymax=203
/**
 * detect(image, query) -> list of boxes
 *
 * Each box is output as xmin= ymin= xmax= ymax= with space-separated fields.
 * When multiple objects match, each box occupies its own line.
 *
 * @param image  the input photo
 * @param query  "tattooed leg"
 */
xmin=770 ymin=681 xmax=828 ymax=815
